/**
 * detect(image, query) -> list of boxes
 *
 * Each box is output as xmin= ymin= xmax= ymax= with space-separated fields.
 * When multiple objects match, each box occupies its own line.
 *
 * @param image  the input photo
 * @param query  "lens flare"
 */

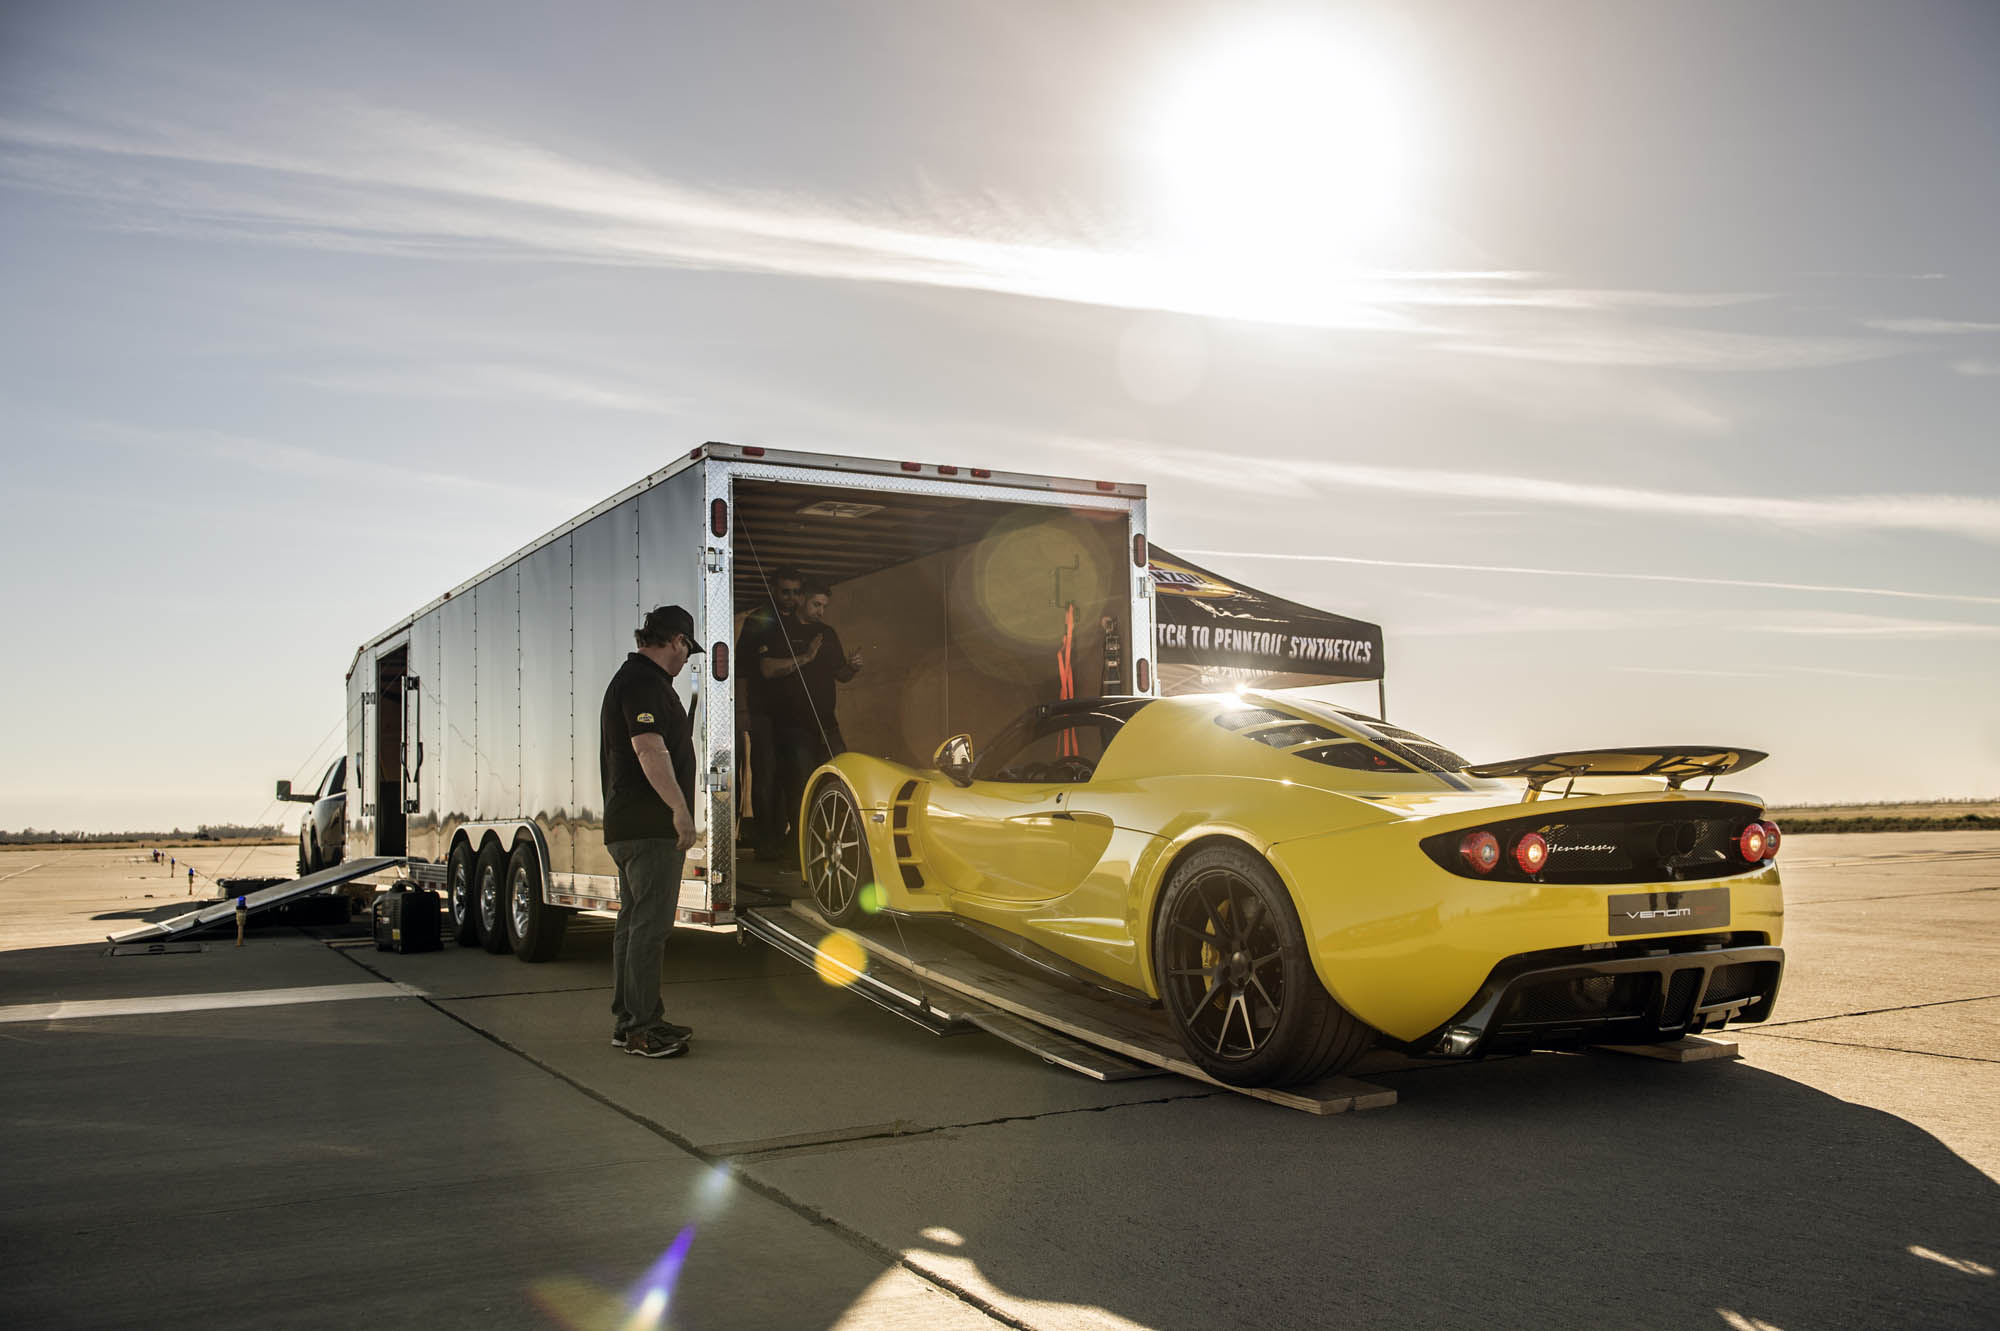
xmin=813 ymin=931 xmax=868 ymax=987
xmin=859 ymin=880 xmax=887 ymax=914
xmin=621 ymin=1225 xmax=695 ymax=1331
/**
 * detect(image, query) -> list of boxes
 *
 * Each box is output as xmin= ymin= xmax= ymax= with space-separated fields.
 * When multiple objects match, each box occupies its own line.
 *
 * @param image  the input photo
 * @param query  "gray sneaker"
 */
xmin=626 ymin=1028 xmax=689 ymax=1059
xmin=612 ymin=1020 xmax=692 ymax=1049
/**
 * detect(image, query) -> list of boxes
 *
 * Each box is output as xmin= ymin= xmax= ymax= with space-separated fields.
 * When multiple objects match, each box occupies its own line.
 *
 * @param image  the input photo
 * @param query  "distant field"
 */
xmin=0 ymin=837 xmax=289 ymax=851
xmin=1766 ymin=800 xmax=1999 ymax=833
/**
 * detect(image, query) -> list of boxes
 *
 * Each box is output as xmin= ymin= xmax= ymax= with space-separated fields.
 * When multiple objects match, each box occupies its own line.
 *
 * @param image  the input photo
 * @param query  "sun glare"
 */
xmin=1139 ymin=13 xmax=1422 ymax=302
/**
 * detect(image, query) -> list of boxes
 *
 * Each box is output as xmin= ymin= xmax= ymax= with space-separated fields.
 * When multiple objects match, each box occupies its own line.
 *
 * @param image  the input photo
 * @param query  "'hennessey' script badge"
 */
xmin=1607 ymin=888 xmax=1729 ymax=937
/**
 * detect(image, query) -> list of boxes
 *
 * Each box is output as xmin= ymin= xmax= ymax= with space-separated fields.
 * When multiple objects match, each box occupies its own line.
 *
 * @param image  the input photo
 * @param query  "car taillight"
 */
xmin=1761 ymin=820 xmax=1781 ymax=858
xmin=1514 ymin=832 xmax=1548 ymax=875
xmin=1738 ymin=822 xmax=1770 ymax=862
xmin=1460 ymin=830 xmax=1501 ymax=874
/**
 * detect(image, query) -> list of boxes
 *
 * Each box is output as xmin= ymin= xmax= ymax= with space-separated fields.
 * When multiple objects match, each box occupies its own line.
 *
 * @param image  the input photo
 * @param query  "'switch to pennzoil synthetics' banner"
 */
xmin=1148 ymin=548 xmax=1384 ymax=695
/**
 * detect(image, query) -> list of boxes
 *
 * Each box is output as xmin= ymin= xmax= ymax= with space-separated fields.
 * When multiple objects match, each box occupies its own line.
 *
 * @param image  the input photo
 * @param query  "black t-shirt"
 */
xmin=599 ymin=652 xmax=695 ymax=844
xmin=771 ymin=622 xmax=847 ymax=730
xmin=736 ymin=606 xmax=790 ymax=717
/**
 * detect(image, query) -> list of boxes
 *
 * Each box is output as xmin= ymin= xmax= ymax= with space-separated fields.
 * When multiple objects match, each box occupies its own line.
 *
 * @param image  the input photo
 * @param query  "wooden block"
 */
xmin=1597 ymin=1036 xmax=1741 ymax=1063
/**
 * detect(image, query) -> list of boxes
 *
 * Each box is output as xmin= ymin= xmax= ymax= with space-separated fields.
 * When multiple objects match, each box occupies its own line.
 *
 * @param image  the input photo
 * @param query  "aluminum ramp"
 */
xmin=756 ymin=901 xmax=1395 ymax=1112
xmin=108 ymin=857 xmax=403 ymax=944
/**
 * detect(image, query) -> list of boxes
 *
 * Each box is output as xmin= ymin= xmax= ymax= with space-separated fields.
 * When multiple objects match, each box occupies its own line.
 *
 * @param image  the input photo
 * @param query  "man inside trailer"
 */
xmin=599 ymin=604 xmax=701 ymax=1060
xmin=763 ymin=577 xmax=862 ymax=864
xmin=737 ymin=566 xmax=803 ymax=861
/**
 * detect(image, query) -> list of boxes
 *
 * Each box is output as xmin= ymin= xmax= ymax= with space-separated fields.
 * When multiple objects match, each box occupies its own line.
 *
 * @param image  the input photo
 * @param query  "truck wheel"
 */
xmin=475 ymin=841 xmax=512 ymax=954
xmin=505 ymin=843 xmax=568 ymax=963
xmin=308 ymin=829 xmax=323 ymax=875
xmin=447 ymin=841 xmax=480 ymax=946
xmin=804 ymin=781 xmax=872 ymax=928
xmin=298 ymin=828 xmax=312 ymax=878
xmin=1153 ymin=843 xmax=1373 ymax=1088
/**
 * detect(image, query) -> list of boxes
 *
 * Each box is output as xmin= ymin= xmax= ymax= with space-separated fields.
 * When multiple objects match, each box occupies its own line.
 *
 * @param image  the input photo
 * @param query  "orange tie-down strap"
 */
xmin=1057 ymin=603 xmax=1077 ymax=755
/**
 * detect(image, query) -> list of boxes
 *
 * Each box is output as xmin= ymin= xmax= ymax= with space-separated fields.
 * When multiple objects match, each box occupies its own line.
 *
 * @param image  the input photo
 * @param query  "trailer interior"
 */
xmin=728 ymin=476 xmax=1137 ymax=857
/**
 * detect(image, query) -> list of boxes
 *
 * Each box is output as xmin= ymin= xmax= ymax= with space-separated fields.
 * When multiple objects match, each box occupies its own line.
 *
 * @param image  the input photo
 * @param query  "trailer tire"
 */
xmin=475 ymin=841 xmax=512 ymax=954
xmin=505 ymin=843 xmax=568 ymax=963
xmin=804 ymin=780 xmax=874 ymax=928
xmin=447 ymin=841 xmax=480 ymax=946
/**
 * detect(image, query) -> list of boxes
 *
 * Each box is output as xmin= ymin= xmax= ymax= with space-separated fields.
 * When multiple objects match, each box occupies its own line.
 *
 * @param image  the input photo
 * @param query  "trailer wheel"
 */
xmin=804 ymin=781 xmax=873 ymax=928
xmin=447 ymin=841 xmax=480 ymax=946
xmin=1153 ymin=843 xmax=1373 ymax=1088
xmin=475 ymin=841 xmax=512 ymax=954
xmin=505 ymin=843 xmax=568 ymax=963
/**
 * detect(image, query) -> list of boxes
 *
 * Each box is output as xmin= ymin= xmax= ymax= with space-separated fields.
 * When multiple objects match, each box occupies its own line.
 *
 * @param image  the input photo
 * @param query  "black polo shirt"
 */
xmin=599 ymin=652 xmax=695 ymax=844
xmin=735 ymin=606 xmax=789 ymax=717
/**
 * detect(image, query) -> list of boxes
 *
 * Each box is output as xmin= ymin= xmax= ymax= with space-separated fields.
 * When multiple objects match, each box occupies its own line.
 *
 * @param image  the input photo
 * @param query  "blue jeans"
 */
xmin=607 ymin=838 xmax=684 ymax=1038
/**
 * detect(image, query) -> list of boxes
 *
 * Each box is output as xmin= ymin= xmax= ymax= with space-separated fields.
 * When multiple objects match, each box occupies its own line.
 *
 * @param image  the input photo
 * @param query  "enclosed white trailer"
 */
xmin=340 ymin=444 xmax=1153 ymax=958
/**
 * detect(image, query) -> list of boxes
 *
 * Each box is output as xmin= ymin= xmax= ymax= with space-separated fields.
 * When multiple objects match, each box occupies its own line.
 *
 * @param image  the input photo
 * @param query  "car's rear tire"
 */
xmin=475 ymin=841 xmax=512 ymax=954
xmin=447 ymin=840 xmax=480 ymax=946
xmin=505 ymin=842 xmax=568 ymax=963
xmin=804 ymin=781 xmax=872 ymax=927
xmin=1154 ymin=843 xmax=1373 ymax=1087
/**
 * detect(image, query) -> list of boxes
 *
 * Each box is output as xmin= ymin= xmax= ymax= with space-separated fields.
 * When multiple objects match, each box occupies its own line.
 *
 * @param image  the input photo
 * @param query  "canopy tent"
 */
xmin=1148 ymin=548 xmax=1386 ymax=710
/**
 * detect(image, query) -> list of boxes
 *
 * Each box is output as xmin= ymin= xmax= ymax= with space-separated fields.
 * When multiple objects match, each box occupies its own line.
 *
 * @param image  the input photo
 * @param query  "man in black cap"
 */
xmin=600 ymin=604 xmax=701 ymax=1059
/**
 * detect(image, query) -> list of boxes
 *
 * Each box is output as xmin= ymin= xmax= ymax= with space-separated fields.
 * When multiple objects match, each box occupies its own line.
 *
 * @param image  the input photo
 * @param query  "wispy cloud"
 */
xmin=288 ymin=363 xmax=682 ymax=415
xmin=1951 ymin=358 xmax=2000 ymax=378
xmin=1091 ymin=441 xmax=2000 ymax=544
xmin=1618 ymin=666 xmax=1777 ymax=679
xmin=1861 ymin=317 xmax=2000 ymax=334
xmin=1752 ymin=613 xmax=2000 ymax=638
xmin=0 ymin=90 xmax=1885 ymax=372
xmin=1173 ymin=547 xmax=2000 ymax=607
xmin=80 ymin=420 xmax=576 ymax=505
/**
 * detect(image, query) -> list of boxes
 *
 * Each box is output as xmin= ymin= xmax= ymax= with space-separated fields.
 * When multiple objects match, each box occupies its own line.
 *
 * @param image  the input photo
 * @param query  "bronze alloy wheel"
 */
xmin=1155 ymin=844 xmax=1373 ymax=1087
xmin=805 ymin=782 xmax=871 ymax=927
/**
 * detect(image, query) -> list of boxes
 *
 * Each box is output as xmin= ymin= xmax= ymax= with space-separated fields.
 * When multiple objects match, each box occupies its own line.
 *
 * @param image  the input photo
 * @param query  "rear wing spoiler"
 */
xmin=1465 ymin=747 xmax=1767 ymax=797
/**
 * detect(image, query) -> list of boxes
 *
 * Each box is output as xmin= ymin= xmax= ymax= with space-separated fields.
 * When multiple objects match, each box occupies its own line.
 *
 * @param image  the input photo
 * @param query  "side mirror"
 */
xmin=933 ymin=734 xmax=975 ymax=787
xmin=277 ymin=780 xmax=314 ymax=804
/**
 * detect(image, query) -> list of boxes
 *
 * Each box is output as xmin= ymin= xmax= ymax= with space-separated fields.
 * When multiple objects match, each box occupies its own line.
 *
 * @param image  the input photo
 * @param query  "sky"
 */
xmin=2 ymin=0 xmax=1997 ymax=831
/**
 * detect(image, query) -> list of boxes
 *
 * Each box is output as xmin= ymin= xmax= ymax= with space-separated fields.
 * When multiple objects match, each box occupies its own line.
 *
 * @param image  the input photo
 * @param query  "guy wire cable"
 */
xmin=738 ymin=517 xmax=930 ymax=1014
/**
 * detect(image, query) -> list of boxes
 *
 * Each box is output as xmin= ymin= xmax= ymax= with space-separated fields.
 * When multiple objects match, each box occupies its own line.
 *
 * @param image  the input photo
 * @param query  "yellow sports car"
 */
xmin=801 ymin=689 xmax=1785 ymax=1087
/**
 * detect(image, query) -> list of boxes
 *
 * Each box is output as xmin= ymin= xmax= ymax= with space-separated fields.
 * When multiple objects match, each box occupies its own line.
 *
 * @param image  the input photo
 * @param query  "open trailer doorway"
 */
xmin=725 ymin=472 xmax=1144 ymax=882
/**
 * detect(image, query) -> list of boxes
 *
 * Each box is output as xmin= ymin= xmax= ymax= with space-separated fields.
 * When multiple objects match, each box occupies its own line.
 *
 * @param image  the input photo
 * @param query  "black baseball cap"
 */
xmin=641 ymin=604 xmax=704 ymax=650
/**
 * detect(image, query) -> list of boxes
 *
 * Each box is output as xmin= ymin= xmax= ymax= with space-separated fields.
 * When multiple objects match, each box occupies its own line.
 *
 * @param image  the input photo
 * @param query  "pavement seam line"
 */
xmin=1787 ymin=884 xmax=1999 ymax=906
xmin=724 ymin=1090 xmax=1224 ymax=1162
xmin=325 ymin=940 xmax=1039 ymax=1331
xmin=1735 ymin=1029 xmax=2000 ymax=1064
xmin=1759 ymin=992 xmax=2000 ymax=1028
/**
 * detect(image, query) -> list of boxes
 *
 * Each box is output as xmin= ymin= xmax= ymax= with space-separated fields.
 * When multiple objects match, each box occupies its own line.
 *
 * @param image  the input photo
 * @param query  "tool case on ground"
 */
xmin=372 ymin=888 xmax=441 ymax=953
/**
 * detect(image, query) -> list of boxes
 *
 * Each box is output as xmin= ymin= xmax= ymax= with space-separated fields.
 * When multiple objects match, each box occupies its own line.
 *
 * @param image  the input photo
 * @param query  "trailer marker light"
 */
xmin=938 ymin=465 xmax=959 ymax=475
xmin=901 ymin=461 xmax=922 ymax=472
xmin=971 ymin=468 xmax=992 ymax=478
xmin=1136 ymin=658 xmax=1151 ymax=693
xmin=1738 ymin=822 xmax=1770 ymax=863
xmin=1134 ymin=534 xmax=1148 ymax=568
xmin=1460 ymin=830 xmax=1501 ymax=874
xmin=742 ymin=445 xmax=765 ymax=456
xmin=1513 ymin=832 xmax=1549 ymax=875
xmin=711 ymin=643 xmax=728 ymax=680
xmin=1096 ymin=480 xmax=1117 ymax=491
xmin=710 ymin=499 xmax=728 ymax=537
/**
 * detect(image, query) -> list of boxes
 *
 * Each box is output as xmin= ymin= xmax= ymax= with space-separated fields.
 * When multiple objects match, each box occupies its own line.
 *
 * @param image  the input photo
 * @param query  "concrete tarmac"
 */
xmin=2 ymin=835 xmax=1995 ymax=1330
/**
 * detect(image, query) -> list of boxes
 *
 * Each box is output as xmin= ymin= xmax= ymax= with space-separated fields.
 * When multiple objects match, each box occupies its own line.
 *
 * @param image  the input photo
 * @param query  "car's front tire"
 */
xmin=475 ymin=841 xmax=512 ymax=955
xmin=1154 ymin=843 xmax=1373 ymax=1087
xmin=804 ymin=781 xmax=872 ymax=927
